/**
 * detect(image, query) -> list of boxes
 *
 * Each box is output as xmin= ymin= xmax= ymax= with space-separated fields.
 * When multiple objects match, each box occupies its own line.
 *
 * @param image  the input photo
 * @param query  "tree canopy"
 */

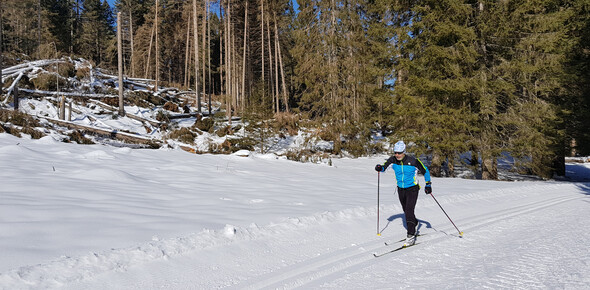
xmin=1 ymin=0 xmax=589 ymax=179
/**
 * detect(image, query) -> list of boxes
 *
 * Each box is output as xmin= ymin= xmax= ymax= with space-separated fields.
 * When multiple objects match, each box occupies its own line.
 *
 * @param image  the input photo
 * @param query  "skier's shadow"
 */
xmin=380 ymin=214 xmax=433 ymax=235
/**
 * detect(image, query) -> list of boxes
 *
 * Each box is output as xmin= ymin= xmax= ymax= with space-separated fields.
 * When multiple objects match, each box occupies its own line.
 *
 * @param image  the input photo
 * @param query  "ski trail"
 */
xmin=317 ymin=195 xmax=590 ymax=289
xmin=478 ymin=201 xmax=590 ymax=290
xmin=227 ymin=189 xmax=586 ymax=289
xmin=50 ymin=183 xmax=589 ymax=289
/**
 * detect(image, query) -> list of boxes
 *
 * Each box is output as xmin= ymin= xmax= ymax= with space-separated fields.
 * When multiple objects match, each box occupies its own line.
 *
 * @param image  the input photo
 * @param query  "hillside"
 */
xmin=1 ymin=57 xmax=336 ymax=163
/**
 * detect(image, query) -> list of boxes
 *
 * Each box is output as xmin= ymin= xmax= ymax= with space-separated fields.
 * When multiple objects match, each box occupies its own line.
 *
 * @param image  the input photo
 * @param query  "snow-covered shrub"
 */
xmin=31 ymin=73 xmax=66 ymax=91
xmin=21 ymin=126 xmax=45 ymax=139
xmin=0 ymin=109 xmax=40 ymax=127
xmin=229 ymin=136 xmax=256 ymax=152
xmin=76 ymin=66 xmax=90 ymax=80
xmin=66 ymin=130 xmax=95 ymax=144
xmin=285 ymin=149 xmax=331 ymax=164
xmin=127 ymin=91 xmax=164 ymax=107
xmin=55 ymin=61 xmax=76 ymax=78
xmin=273 ymin=112 xmax=300 ymax=136
xmin=169 ymin=127 xmax=198 ymax=145
xmin=193 ymin=117 xmax=215 ymax=133
xmin=163 ymin=101 xmax=179 ymax=112
xmin=216 ymin=125 xmax=233 ymax=137
xmin=101 ymin=97 xmax=119 ymax=107
xmin=208 ymin=139 xmax=233 ymax=154
xmin=156 ymin=111 xmax=170 ymax=122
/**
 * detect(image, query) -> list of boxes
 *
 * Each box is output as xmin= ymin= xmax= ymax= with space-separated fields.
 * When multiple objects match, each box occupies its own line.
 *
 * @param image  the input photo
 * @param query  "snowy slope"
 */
xmin=0 ymin=133 xmax=589 ymax=289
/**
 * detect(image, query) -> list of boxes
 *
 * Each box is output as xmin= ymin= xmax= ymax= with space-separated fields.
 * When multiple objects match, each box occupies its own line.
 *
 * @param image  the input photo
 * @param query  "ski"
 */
xmin=384 ymin=238 xmax=406 ymax=246
xmin=384 ymin=234 xmax=426 ymax=246
xmin=373 ymin=243 xmax=420 ymax=257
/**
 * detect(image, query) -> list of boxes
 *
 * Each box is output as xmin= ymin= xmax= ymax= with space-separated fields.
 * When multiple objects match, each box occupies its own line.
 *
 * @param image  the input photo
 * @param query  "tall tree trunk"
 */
xmin=273 ymin=20 xmax=279 ymax=113
xmin=193 ymin=0 xmax=200 ymax=111
xmin=219 ymin=1 xmax=224 ymax=96
xmin=329 ymin=0 xmax=336 ymax=112
xmin=202 ymin=0 xmax=206 ymax=105
xmin=117 ymin=12 xmax=124 ymax=116
xmin=232 ymin=24 xmax=238 ymax=113
xmin=226 ymin=0 xmax=232 ymax=125
xmin=184 ymin=13 xmax=191 ymax=88
xmin=145 ymin=24 xmax=155 ymax=79
xmin=260 ymin=0 xmax=265 ymax=106
xmin=273 ymin=12 xmax=288 ymax=113
xmin=241 ymin=0 xmax=248 ymax=112
xmin=37 ymin=0 xmax=41 ymax=57
xmin=70 ymin=0 xmax=73 ymax=54
xmin=430 ymin=151 xmax=442 ymax=177
xmin=265 ymin=14 xmax=275 ymax=113
xmin=481 ymin=152 xmax=497 ymax=180
xmin=129 ymin=11 xmax=135 ymax=78
xmin=207 ymin=0 xmax=211 ymax=95
xmin=155 ymin=0 xmax=159 ymax=91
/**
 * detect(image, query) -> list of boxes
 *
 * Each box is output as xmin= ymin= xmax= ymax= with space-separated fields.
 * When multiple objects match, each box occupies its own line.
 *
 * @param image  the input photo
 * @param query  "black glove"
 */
xmin=425 ymin=182 xmax=432 ymax=194
xmin=375 ymin=164 xmax=383 ymax=172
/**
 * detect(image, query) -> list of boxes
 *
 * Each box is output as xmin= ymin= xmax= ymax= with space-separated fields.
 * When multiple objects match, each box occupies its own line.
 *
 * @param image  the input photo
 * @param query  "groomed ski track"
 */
xmin=58 ymin=182 xmax=590 ymax=289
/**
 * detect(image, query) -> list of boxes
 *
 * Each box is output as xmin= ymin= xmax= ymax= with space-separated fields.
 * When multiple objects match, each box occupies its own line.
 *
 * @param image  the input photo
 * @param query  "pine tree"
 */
xmin=475 ymin=0 xmax=576 ymax=178
xmin=292 ymin=0 xmax=390 ymax=155
xmin=391 ymin=0 xmax=479 ymax=176
xmin=78 ymin=0 xmax=115 ymax=66
xmin=2 ymin=0 xmax=39 ymax=56
xmin=565 ymin=0 xmax=590 ymax=156
xmin=39 ymin=0 xmax=73 ymax=54
xmin=115 ymin=0 xmax=152 ymax=77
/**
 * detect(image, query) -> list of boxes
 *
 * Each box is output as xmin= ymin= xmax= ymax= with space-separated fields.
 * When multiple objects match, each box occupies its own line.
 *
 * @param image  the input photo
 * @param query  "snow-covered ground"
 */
xmin=0 ymin=133 xmax=589 ymax=289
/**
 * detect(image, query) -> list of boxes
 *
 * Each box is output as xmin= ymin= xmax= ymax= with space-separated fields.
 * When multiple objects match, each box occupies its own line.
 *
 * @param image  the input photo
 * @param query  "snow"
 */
xmin=1 ymin=58 xmax=589 ymax=288
xmin=1 ymin=132 xmax=589 ymax=289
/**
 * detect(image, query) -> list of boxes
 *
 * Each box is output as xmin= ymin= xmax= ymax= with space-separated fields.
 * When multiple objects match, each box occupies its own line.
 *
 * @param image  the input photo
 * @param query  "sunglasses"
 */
xmin=394 ymin=152 xmax=404 ymax=155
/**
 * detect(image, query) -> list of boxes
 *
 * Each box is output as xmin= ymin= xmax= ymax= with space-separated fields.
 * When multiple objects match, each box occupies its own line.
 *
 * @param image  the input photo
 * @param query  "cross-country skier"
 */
xmin=375 ymin=141 xmax=432 ymax=246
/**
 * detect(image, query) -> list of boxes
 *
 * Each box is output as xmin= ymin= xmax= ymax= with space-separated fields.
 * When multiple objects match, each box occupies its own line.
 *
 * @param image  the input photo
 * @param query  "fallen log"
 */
xmin=40 ymin=116 xmax=159 ymax=146
xmin=88 ymin=100 xmax=161 ymax=127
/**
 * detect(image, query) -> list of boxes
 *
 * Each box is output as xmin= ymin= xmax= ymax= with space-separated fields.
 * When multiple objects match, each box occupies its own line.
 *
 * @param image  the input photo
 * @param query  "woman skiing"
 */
xmin=375 ymin=141 xmax=432 ymax=245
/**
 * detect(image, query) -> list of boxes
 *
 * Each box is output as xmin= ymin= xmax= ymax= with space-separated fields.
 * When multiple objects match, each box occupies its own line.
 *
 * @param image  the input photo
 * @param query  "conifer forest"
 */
xmin=1 ymin=0 xmax=589 ymax=179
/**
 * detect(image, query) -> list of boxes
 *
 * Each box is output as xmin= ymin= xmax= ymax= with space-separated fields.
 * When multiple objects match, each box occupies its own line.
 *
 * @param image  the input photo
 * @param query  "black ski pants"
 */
xmin=398 ymin=185 xmax=419 ymax=235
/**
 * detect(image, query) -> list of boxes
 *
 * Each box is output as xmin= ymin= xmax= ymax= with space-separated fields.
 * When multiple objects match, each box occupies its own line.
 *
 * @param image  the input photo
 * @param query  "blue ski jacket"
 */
xmin=379 ymin=155 xmax=431 ymax=189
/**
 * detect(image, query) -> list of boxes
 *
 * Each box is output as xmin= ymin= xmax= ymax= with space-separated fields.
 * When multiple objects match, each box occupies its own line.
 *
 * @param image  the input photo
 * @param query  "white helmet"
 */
xmin=393 ymin=141 xmax=406 ymax=153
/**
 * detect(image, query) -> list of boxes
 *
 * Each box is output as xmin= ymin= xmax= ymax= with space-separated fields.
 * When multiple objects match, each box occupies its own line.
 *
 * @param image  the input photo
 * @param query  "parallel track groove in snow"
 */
xmin=227 ymin=191 xmax=586 ymax=289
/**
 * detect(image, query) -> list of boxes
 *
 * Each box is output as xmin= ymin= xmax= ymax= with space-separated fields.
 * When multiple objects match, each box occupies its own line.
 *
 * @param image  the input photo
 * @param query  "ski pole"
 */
xmin=429 ymin=192 xmax=463 ymax=236
xmin=377 ymin=171 xmax=381 ymax=236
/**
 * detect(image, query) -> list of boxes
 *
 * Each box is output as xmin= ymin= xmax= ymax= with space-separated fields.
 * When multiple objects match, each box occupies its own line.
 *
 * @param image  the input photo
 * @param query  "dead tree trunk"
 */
xmin=193 ymin=0 xmax=200 ymax=112
xmin=219 ymin=0 xmax=224 ymax=97
xmin=37 ymin=0 xmax=41 ymax=57
xmin=274 ymin=12 xmax=289 ymax=113
xmin=155 ymin=0 xmax=159 ymax=92
xmin=273 ymin=16 xmax=279 ymax=113
xmin=207 ymin=0 xmax=211 ymax=95
xmin=145 ymin=24 xmax=155 ymax=79
xmin=184 ymin=13 xmax=191 ymax=88
xmin=260 ymin=0 xmax=265 ymax=105
xmin=202 ymin=0 xmax=207 ymax=109
xmin=60 ymin=95 xmax=66 ymax=120
xmin=265 ymin=13 xmax=275 ymax=113
xmin=13 ymin=87 xmax=18 ymax=110
xmin=241 ymin=0 xmax=248 ymax=112
xmin=129 ymin=11 xmax=135 ymax=78
xmin=117 ymin=12 xmax=125 ymax=116
xmin=225 ymin=0 xmax=232 ymax=125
